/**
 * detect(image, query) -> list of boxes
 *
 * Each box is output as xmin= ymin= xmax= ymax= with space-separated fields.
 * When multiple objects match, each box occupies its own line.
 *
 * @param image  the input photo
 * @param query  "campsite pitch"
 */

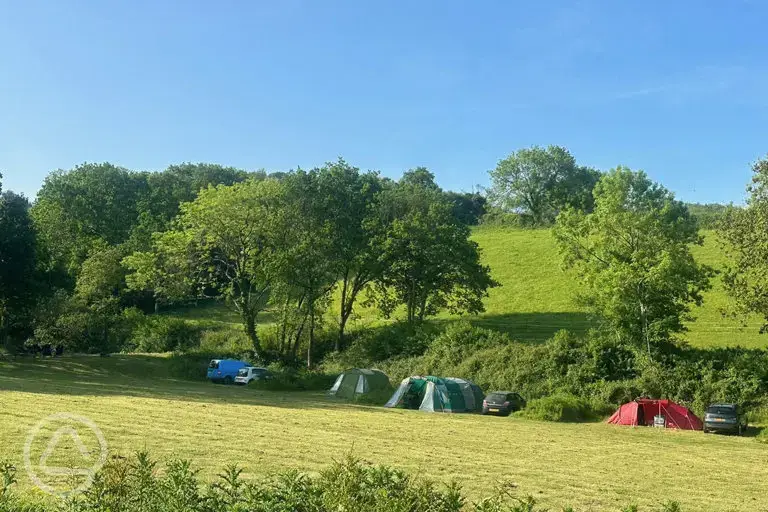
xmin=0 ymin=356 xmax=767 ymax=510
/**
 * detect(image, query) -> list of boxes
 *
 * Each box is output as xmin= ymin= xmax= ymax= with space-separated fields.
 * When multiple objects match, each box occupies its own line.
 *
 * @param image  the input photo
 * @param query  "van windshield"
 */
xmin=208 ymin=360 xmax=219 ymax=369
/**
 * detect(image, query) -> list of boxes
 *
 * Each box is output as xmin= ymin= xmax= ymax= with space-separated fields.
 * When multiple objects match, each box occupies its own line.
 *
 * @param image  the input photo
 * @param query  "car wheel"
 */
xmin=224 ymin=376 xmax=233 ymax=385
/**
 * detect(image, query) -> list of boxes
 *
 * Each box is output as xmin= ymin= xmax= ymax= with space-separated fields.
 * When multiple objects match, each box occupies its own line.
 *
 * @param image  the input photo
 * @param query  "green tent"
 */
xmin=328 ymin=368 xmax=391 ymax=399
xmin=384 ymin=376 xmax=484 ymax=413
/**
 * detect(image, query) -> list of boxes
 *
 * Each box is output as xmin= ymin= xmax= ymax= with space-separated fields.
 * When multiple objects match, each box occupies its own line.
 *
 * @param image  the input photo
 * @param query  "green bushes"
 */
xmin=131 ymin=317 xmax=202 ymax=352
xmin=0 ymin=453 xmax=686 ymax=512
xmin=518 ymin=393 xmax=612 ymax=422
xmin=336 ymin=321 xmax=768 ymax=422
xmin=254 ymin=362 xmax=335 ymax=391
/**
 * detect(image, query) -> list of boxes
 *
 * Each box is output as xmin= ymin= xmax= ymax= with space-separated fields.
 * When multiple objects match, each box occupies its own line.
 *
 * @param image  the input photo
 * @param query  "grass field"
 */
xmin=468 ymin=227 xmax=767 ymax=348
xmin=1 ymin=355 xmax=767 ymax=510
xmin=169 ymin=227 xmax=768 ymax=349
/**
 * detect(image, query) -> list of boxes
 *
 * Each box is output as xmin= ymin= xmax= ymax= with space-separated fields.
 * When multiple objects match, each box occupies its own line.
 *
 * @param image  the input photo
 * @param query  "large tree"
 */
xmin=489 ymin=145 xmax=599 ymax=224
xmin=129 ymin=163 xmax=253 ymax=251
xmin=554 ymin=167 xmax=713 ymax=356
xmin=367 ymin=176 xmax=497 ymax=323
xmin=314 ymin=160 xmax=384 ymax=351
xmin=0 ymin=190 xmax=38 ymax=351
xmin=719 ymin=155 xmax=768 ymax=332
xmin=32 ymin=163 xmax=147 ymax=277
xmin=124 ymin=179 xmax=286 ymax=354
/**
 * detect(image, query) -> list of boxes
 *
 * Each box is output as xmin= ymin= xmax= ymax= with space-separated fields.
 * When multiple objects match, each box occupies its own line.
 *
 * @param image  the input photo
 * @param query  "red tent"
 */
xmin=607 ymin=399 xmax=703 ymax=430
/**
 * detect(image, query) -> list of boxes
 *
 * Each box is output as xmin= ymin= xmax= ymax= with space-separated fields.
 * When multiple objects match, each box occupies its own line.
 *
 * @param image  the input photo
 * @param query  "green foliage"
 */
xmin=554 ymin=167 xmax=714 ymax=356
xmin=131 ymin=317 xmax=201 ymax=353
xmin=32 ymin=163 xmax=147 ymax=276
xmin=489 ymin=145 xmax=599 ymax=225
xmin=126 ymin=179 xmax=287 ymax=354
xmin=198 ymin=329 xmax=252 ymax=353
xmin=686 ymin=202 xmax=729 ymax=229
xmin=719 ymin=155 xmax=768 ymax=334
xmin=518 ymin=393 xmax=611 ymax=422
xmin=0 ymin=452 xmax=687 ymax=512
xmin=0 ymin=191 xmax=37 ymax=352
xmin=367 ymin=178 xmax=498 ymax=323
xmin=255 ymin=366 xmax=334 ymax=391
xmin=445 ymin=191 xmax=487 ymax=225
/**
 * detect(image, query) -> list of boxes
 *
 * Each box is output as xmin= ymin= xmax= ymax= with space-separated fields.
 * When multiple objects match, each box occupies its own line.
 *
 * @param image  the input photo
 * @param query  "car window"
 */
xmin=707 ymin=405 xmax=736 ymax=415
xmin=237 ymin=368 xmax=249 ymax=376
xmin=487 ymin=393 xmax=508 ymax=402
xmin=208 ymin=360 xmax=219 ymax=369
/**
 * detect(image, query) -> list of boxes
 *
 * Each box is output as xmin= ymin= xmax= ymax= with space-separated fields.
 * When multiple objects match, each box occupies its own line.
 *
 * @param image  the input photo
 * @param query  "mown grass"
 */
xmin=165 ymin=227 xmax=768 ymax=349
xmin=1 ymin=355 xmax=767 ymax=510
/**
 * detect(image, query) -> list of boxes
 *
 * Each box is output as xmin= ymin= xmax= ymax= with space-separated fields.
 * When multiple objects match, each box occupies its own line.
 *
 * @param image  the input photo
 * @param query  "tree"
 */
xmin=124 ymin=179 xmax=286 ymax=354
xmin=489 ymin=145 xmax=599 ymax=224
xmin=444 ymin=191 xmax=487 ymax=225
xmin=719 ymin=156 xmax=768 ymax=332
xmin=0 ymin=191 xmax=38 ymax=351
xmin=367 ymin=178 xmax=498 ymax=323
xmin=279 ymin=169 xmax=341 ymax=366
xmin=129 ymin=163 xmax=252 ymax=251
xmin=554 ymin=167 xmax=713 ymax=357
xmin=314 ymin=160 xmax=384 ymax=351
xmin=32 ymin=163 xmax=147 ymax=277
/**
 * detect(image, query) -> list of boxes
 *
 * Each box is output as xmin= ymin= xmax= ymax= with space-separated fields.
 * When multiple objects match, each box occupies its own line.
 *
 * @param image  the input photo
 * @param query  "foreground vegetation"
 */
xmin=1 ymin=356 xmax=767 ymax=511
xmin=0 ymin=454 xmax=692 ymax=512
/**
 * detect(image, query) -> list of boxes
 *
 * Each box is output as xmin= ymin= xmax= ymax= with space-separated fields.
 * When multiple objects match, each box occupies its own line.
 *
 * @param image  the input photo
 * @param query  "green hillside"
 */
xmin=468 ymin=227 xmax=766 ymax=349
xmin=166 ymin=226 xmax=768 ymax=349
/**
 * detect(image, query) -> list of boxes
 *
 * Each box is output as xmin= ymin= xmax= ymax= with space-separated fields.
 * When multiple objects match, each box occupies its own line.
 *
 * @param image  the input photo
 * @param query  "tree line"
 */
xmin=0 ymin=161 xmax=494 ymax=366
xmin=0 ymin=146 xmax=765 ymax=368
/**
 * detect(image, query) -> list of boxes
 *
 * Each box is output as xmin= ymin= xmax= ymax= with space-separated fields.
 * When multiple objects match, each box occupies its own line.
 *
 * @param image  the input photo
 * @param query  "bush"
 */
xmin=517 ymin=393 xmax=611 ymax=423
xmin=132 ymin=317 xmax=202 ymax=353
xmin=253 ymin=362 xmax=335 ymax=391
xmin=199 ymin=329 xmax=252 ymax=353
xmin=0 ymin=453 xmax=690 ymax=511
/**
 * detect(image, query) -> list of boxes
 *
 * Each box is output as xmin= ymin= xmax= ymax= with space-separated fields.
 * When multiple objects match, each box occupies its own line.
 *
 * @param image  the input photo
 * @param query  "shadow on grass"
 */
xmin=0 ymin=355 xmax=387 ymax=413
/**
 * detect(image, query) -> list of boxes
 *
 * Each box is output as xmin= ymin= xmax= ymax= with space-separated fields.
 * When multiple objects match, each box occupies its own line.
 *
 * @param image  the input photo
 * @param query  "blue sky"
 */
xmin=2 ymin=1 xmax=767 ymax=203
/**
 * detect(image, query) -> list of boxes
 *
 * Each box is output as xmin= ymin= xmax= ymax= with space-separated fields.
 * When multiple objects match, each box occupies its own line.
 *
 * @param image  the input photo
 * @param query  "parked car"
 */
xmin=234 ymin=366 xmax=272 ymax=385
xmin=703 ymin=403 xmax=747 ymax=434
xmin=207 ymin=359 xmax=249 ymax=384
xmin=481 ymin=391 xmax=526 ymax=416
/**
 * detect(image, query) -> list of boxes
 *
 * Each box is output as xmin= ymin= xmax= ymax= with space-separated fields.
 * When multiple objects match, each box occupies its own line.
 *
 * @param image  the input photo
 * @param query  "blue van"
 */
xmin=207 ymin=359 xmax=249 ymax=384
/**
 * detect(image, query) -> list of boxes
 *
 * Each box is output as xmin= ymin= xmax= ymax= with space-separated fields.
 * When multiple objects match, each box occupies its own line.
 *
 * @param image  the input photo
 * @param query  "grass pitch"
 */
xmin=1 ymin=355 xmax=766 ymax=510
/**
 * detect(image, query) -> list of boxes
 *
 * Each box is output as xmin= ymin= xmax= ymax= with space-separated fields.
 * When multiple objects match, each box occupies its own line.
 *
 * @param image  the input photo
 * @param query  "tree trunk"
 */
xmin=337 ymin=274 xmax=349 ymax=352
xmin=338 ymin=312 xmax=348 ymax=353
xmin=243 ymin=310 xmax=260 ymax=355
xmin=307 ymin=300 xmax=315 ymax=368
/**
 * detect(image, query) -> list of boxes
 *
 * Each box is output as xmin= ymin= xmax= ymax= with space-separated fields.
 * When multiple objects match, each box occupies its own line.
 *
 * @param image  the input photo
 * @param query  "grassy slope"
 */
xmin=467 ymin=227 xmax=766 ymax=348
xmin=1 ymin=356 xmax=767 ymax=510
xmin=164 ymin=227 xmax=767 ymax=349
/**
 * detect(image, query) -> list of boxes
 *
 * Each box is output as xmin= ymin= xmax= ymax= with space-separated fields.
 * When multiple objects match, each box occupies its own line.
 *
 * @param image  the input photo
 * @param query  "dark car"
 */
xmin=703 ymin=403 xmax=747 ymax=434
xmin=481 ymin=391 xmax=526 ymax=416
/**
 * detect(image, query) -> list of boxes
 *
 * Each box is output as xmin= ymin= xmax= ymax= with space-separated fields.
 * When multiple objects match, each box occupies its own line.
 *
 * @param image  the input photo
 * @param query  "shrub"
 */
xmin=518 ymin=393 xmax=611 ymax=423
xmin=132 ymin=317 xmax=202 ymax=353
xmin=253 ymin=362 xmax=335 ymax=391
xmin=199 ymin=329 xmax=252 ymax=353
xmin=0 ymin=453 xmax=687 ymax=511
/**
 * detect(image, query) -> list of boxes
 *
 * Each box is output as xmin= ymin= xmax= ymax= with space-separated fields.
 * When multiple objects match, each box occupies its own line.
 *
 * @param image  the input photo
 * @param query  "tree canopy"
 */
xmin=489 ymin=145 xmax=600 ymax=225
xmin=719 ymin=156 xmax=768 ymax=332
xmin=554 ymin=167 xmax=713 ymax=356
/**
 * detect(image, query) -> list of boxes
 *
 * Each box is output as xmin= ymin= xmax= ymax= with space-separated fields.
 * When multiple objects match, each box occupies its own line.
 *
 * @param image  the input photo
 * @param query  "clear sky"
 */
xmin=2 ymin=1 xmax=767 ymax=203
